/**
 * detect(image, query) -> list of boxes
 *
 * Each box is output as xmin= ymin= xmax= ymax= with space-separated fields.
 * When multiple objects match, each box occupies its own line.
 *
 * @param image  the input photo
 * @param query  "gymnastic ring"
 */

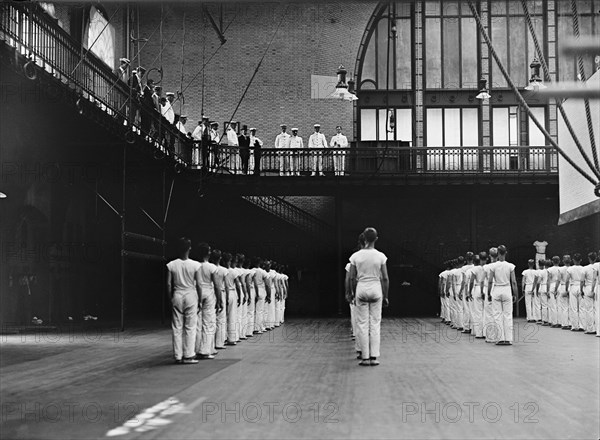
xmin=153 ymin=148 xmax=166 ymax=160
xmin=125 ymin=129 xmax=136 ymax=144
xmin=23 ymin=60 xmax=37 ymax=80
xmin=594 ymin=183 xmax=600 ymax=198
xmin=174 ymin=162 xmax=184 ymax=174
xmin=146 ymin=67 xmax=163 ymax=85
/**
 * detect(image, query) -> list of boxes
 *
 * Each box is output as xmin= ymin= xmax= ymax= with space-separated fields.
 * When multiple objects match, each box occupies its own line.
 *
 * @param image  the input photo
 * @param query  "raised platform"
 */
xmin=1 ymin=317 xmax=597 ymax=439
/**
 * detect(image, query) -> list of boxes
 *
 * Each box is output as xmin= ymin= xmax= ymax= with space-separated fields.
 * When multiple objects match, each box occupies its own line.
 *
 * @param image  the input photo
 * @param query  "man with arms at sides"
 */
xmin=459 ymin=252 xmax=475 ymax=334
xmin=546 ymin=257 xmax=562 ymax=328
xmin=536 ymin=259 xmax=550 ymax=326
xmin=483 ymin=249 xmax=498 ymax=342
xmin=487 ymin=245 xmax=518 ymax=345
xmin=223 ymin=253 xmax=238 ymax=346
xmin=581 ymin=252 xmax=597 ymax=334
xmin=194 ymin=243 xmax=223 ymax=359
xmin=468 ymin=254 xmax=486 ymax=339
xmin=166 ymin=238 xmax=200 ymax=364
xmin=238 ymin=125 xmax=251 ymax=175
xmin=451 ymin=257 xmax=465 ymax=331
xmin=557 ymin=255 xmax=572 ymax=329
xmin=350 ymin=227 xmax=389 ymax=366
xmin=521 ymin=259 xmax=538 ymax=323
xmin=566 ymin=253 xmax=585 ymax=332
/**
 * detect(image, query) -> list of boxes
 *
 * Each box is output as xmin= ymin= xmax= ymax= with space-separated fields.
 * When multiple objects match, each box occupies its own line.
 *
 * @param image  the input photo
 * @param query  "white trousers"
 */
xmin=532 ymin=292 xmax=541 ymax=321
xmin=581 ymin=286 xmax=595 ymax=332
xmin=454 ymin=285 xmax=464 ymax=328
xmin=462 ymin=294 xmax=471 ymax=330
xmin=557 ymin=284 xmax=569 ymax=326
xmin=267 ymin=289 xmax=276 ymax=328
xmin=236 ymin=288 xmax=245 ymax=340
xmin=333 ymin=150 xmax=345 ymax=176
xmin=172 ymin=291 xmax=198 ymax=360
xmin=490 ymin=285 xmax=513 ymax=342
xmin=227 ymin=288 xmax=238 ymax=342
xmin=311 ymin=149 xmax=323 ymax=173
xmin=355 ymin=283 xmax=383 ymax=359
xmin=215 ymin=289 xmax=227 ymax=348
xmin=569 ymin=284 xmax=582 ymax=329
xmin=246 ymin=288 xmax=256 ymax=336
xmin=539 ymin=288 xmax=549 ymax=323
xmin=548 ymin=293 xmax=558 ymax=325
xmin=524 ymin=288 xmax=533 ymax=321
xmin=255 ymin=286 xmax=267 ymax=332
xmin=196 ymin=290 xmax=216 ymax=355
xmin=471 ymin=286 xmax=484 ymax=337
xmin=595 ymin=285 xmax=600 ymax=335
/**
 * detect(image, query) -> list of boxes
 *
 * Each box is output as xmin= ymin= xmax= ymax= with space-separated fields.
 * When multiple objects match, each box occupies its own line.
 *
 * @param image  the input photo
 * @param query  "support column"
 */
xmin=120 ymin=144 xmax=126 ymax=332
xmin=335 ymin=193 xmax=343 ymax=316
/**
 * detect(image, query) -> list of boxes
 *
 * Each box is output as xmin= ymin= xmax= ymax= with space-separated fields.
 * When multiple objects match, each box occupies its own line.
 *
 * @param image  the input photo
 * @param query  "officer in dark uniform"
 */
xmin=238 ymin=125 xmax=251 ymax=174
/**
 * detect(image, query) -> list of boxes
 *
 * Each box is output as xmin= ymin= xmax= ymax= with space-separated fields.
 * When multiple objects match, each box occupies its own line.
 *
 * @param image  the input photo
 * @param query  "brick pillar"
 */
xmin=546 ymin=0 xmax=558 ymax=143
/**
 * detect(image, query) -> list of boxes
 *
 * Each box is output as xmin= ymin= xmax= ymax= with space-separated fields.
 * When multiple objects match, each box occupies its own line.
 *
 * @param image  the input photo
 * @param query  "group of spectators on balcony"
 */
xmin=114 ymin=57 xmax=350 ymax=174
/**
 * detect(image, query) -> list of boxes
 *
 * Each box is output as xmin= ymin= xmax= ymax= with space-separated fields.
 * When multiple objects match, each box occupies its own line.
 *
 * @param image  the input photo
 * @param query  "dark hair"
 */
xmin=528 ymin=259 xmax=535 ymax=267
xmin=552 ymin=255 xmax=560 ymax=264
xmin=358 ymin=233 xmax=366 ymax=247
xmin=251 ymin=256 xmax=261 ymax=268
xmin=177 ymin=237 xmax=191 ymax=257
xmin=222 ymin=252 xmax=232 ymax=266
xmin=479 ymin=251 xmax=487 ymax=261
xmin=209 ymin=249 xmax=222 ymax=264
xmin=588 ymin=252 xmax=597 ymax=262
xmin=498 ymin=245 xmax=507 ymax=255
xmin=457 ymin=256 xmax=465 ymax=264
xmin=573 ymin=253 xmax=581 ymax=262
xmin=473 ymin=255 xmax=480 ymax=264
xmin=466 ymin=251 xmax=474 ymax=262
xmin=363 ymin=227 xmax=377 ymax=243
xmin=197 ymin=242 xmax=211 ymax=260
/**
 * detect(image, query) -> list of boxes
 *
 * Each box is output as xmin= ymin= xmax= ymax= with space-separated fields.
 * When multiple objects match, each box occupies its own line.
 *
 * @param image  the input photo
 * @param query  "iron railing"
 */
xmin=192 ymin=144 xmax=558 ymax=176
xmin=0 ymin=2 xmax=190 ymax=165
xmin=242 ymin=196 xmax=334 ymax=238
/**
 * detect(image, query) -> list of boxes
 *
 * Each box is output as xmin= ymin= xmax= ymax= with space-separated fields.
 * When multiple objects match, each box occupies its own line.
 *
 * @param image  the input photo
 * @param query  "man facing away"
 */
xmin=487 ymin=245 xmax=517 ymax=345
xmin=581 ymin=252 xmax=597 ymax=334
xmin=546 ymin=256 xmax=562 ymax=328
xmin=522 ymin=259 xmax=538 ymax=323
xmin=166 ymin=238 xmax=200 ymax=364
xmin=566 ymin=253 xmax=585 ymax=331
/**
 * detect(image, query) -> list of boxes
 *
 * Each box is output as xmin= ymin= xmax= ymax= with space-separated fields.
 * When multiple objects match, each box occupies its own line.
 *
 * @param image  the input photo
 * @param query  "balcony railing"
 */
xmin=192 ymin=144 xmax=558 ymax=177
xmin=0 ymin=2 xmax=190 ymax=165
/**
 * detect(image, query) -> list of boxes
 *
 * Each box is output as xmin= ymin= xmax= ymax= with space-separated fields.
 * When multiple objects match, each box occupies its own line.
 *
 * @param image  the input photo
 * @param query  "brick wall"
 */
xmin=129 ymin=2 xmax=375 ymax=144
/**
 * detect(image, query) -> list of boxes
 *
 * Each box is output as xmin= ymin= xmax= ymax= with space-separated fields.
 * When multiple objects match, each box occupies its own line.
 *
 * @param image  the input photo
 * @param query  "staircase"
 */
xmin=241 ymin=196 xmax=334 ymax=240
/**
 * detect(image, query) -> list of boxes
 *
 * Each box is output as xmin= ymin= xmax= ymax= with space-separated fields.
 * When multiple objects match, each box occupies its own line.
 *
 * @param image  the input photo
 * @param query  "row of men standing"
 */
xmin=189 ymin=122 xmax=349 ymax=176
xmin=521 ymin=252 xmax=599 ymax=335
xmin=166 ymin=239 xmax=289 ymax=363
xmin=438 ymin=248 xmax=600 ymax=345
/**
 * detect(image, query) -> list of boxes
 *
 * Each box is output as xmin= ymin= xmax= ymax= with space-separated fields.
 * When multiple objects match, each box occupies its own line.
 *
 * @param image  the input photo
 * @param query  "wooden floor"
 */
xmin=1 ymin=318 xmax=598 ymax=440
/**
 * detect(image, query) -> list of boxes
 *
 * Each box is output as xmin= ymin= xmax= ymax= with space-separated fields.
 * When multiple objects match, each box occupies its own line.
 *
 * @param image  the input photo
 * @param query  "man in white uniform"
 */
xmin=593 ymin=252 xmax=600 ymax=336
xmin=166 ymin=238 xmax=200 ymax=364
xmin=210 ymin=250 xmax=229 ymax=350
xmin=226 ymin=122 xmax=240 ymax=173
xmin=488 ymin=245 xmax=517 ymax=345
xmin=533 ymin=240 xmax=548 ymax=270
xmin=581 ymin=252 xmax=597 ymax=334
xmin=438 ymin=263 xmax=450 ymax=324
xmin=557 ymin=255 xmax=571 ymax=329
xmin=459 ymin=252 xmax=475 ymax=333
xmin=194 ymin=243 xmax=223 ymax=359
xmin=275 ymin=124 xmax=291 ymax=176
xmin=521 ymin=259 xmax=538 ymax=323
xmin=546 ymin=256 xmax=562 ymax=328
xmin=224 ymin=253 xmax=238 ymax=346
xmin=483 ymin=249 xmax=498 ymax=342
xmin=288 ymin=128 xmax=304 ymax=175
xmin=566 ymin=253 xmax=585 ymax=331
xmin=537 ymin=260 xmax=550 ymax=325
xmin=468 ymin=253 xmax=487 ymax=338
xmin=330 ymin=125 xmax=348 ymax=176
xmin=308 ymin=124 xmax=328 ymax=176
xmin=451 ymin=257 xmax=465 ymax=331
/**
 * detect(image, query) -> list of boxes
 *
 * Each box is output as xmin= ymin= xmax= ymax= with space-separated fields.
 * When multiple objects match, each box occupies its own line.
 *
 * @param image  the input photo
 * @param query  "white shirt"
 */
xmin=250 ymin=135 xmax=263 ymax=148
xmin=522 ymin=268 xmax=537 ymax=286
xmin=533 ymin=241 xmax=548 ymax=254
xmin=308 ymin=132 xmax=328 ymax=148
xmin=192 ymin=124 xmax=206 ymax=141
xmin=166 ymin=258 xmax=201 ymax=294
xmin=536 ymin=269 xmax=548 ymax=290
xmin=558 ymin=266 xmax=569 ymax=284
xmin=567 ymin=265 xmax=585 ymax=283
xmin=176 ymin=121 xmax=187 ymax=135
xmin=582 ymin=264 xmax=595 ymax=285
xmin=547 ymin=266 xmax=560 ymax=287
xmin=330 ymin=133 xmax=348 ymax=148
xmin=349 ymin=248 xmax=387 ymax=285
xmin=490 ymin=260 xmax=515 ymax=286
xmin=289 ymin=135 xmax=304 ymax=149
xmin=275 ymin=132 xmax=291 ymax=148
xmin=196 ymin=262 xmax=218 ymax=290
xmin=227 ymin=128 xmax=239 ymax=146
xmin=210 ymin=128 xmax=220 ymax=143
xmin=161 ymin=102 xmax=175 ymax=124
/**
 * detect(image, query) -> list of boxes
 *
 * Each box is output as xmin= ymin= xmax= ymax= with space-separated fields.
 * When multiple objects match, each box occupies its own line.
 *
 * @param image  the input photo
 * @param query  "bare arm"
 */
xmin=211 ymin=272 xmax=223 ymax=312
xmin=345 ymin=270 xmax=352 ymax=302
xmin=510 ymin=270 xmax=518 ymax=299
xmin=166 ymin=271 xmax=173 ymax=301
xmin=381 ymin=263 xmax=390 ymax=307
xmin=349 ymin=264 xmax=358 ymax=299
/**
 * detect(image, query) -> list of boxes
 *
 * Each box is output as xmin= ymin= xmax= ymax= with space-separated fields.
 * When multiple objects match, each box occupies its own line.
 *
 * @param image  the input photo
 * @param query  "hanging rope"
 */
xmin=520 ymin=0 xmax=599 ymax=179
xmin=201 ymin=10 xmax=206 ymax=117
xmin=219 ymin=4 xmax=290 ymax=143
xmin=178 ymin=12 xmax=186 ymax=117
xmin=466 ymin=0 xmax=598 ymax=186
xmin=570 ymin=0 xmax=599 ymax=171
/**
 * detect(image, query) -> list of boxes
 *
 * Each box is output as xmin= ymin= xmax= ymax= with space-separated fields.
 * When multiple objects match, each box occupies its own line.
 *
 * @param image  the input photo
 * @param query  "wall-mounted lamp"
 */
xmin=525 ymin=57 xmax=547 ymax=90
xmin=328 ymin=64 xmax=358 ymax=101
xmin=476 ymin=77 xmax=491 ymax=100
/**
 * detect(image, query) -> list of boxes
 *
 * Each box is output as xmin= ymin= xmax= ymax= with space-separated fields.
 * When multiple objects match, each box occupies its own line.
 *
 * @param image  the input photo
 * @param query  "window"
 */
xmin=87 ymin=6 xmax=115 ymax=68
xmin=425 ymin=107 xmax=479 ymax=170
xmin=424 ymin=1 xmax=478 ymax=88
xmin=528 ymin=106 xmax=547 ymax=170
xmin=557 ymin=0 xmax=600 ymax=82
xmin=359 ymin=2 xmax=413 ymax=90
xmin=489 ymin=0 xmax=545 ymax=88
xmin=360 ymin=108 xmax=413 ymax=143
xmin=492 ymin=106 xmax=519 ymax=170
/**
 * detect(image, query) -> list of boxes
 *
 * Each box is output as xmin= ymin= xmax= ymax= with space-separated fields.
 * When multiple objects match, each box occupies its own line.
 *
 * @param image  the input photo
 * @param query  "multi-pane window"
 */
xmin=359 ymin=2 xmax=413 ymax=90
xmin=425 ymin=107 xmax=479 ymax=170
xmin=557 ymin=0 xmax=600 ymax=82
xmin=360 ymin=108 xmax=413 ymax=143
xmin=424 ymin=1 xmax=478 ymax=88
xmin=489 ymin=0 xmax=545 ymax=88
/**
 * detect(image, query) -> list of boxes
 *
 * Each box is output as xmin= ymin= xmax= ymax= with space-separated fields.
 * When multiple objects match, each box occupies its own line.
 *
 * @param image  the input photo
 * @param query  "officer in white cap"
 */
xmin=275 ymin=124 xmax=291 ymax=176
xmin=308 ymin=124 xmax=327 ymax=176
xmin=226 ymin=122 xmax=240 ymax=172
xmin=331 ymin=125 xmax=348 ymax=176
xmin=288 ymin=128 xmax=304 ymax=175
xmin=115 ymin=58 xmax=130 ymax=83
